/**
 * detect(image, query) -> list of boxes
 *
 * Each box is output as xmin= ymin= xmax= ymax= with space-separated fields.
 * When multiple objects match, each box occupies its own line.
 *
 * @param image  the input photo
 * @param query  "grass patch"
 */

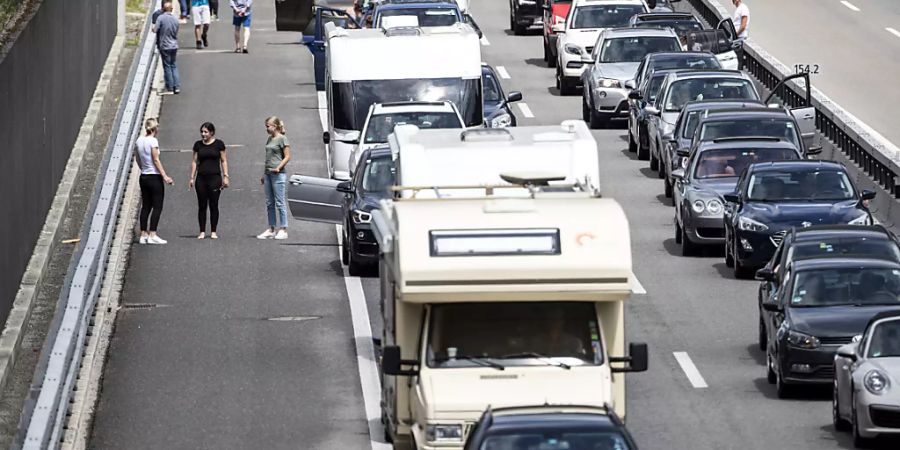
xmin=126 ymin=0 xmax=147 ymax=14
xmin=0 ymin=0 xmax=25 ymax=30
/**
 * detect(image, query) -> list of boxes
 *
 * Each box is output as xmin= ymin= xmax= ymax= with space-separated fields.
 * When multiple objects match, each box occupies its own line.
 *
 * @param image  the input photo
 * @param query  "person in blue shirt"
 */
xmin=231 ymin=0 xmax=253 ymax=53
xmin=192 ymin=0 xmax=213 ymax=49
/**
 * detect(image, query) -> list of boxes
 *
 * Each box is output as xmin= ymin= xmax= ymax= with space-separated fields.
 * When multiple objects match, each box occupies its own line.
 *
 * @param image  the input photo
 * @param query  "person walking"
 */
xmin=155 ymin=1 xmax=181 ymax=94
xmin=179 ymin=0 xmax=190 ymax=23
xmin=258 ymin=116 xmax=292 ymax=240
xmin=192 ymin=0 xmax=213 ymax=49
xmin=230 ymin=0 xmax=253 ymax=53
xmin=210 ymin=0 xmax=219 ymax=20
xmin=134 ymin=119 xmax=175 ymax=245
xmin=189 ymin=122 xmax=230 ymax=239
xmin=732 ymin=0 xmax=750 ymax=69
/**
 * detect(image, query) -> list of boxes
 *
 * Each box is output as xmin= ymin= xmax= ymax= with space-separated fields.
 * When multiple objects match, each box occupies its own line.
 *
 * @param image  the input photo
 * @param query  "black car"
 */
xmin=482 ymin=63 xmax=523 ymax=128
xmin=755 ymin=225 xmax=900 ymax=351
xmin=689 ymin=107 xmax=822 ymax=158
xmin=723 ymin=160 xmax=876 ymax=278
xmin=286 ymin=147 xmax=395 ymax=276
xmin=464 ymin=406 xmax=639 ymax=450
xmin=673 ymin=138 xmax=802 ymax=255
xmin=761 ymin=257 xmax=900 ymax=398
xmin=510 ymin=0 xmax=541 ymax=35
xmin=629 ymin=12 xmax=703 ymax=41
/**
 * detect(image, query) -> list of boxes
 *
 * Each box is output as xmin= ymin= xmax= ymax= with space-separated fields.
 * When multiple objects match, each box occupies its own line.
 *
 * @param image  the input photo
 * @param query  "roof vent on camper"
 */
xmin=500 ymin=171 xmax=567 ymax=186
xmin=383 ymin=26 xmax=423 ymax=37
xmin=460 ymin=128 xmax=513 ymax=142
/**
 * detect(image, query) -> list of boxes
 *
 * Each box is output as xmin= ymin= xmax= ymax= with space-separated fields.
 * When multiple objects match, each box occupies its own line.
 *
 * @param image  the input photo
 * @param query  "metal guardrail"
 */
xmin=686 ymin=0 xmax=900 ymax=199
xmin=19 ymin=4 xmax=159 ymax=448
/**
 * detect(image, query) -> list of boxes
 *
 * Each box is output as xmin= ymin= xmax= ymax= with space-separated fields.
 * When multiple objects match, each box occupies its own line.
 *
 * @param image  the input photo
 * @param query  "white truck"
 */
xmin=323 ymin=23 xmax=482 ymax=180
xmin=372 ymin=174 xmax=648 ymax=450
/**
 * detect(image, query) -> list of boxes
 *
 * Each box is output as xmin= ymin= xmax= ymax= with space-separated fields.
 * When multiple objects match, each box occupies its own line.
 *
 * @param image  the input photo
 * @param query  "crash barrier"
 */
xmin=686 ymin=0 xmax=900 ymax=199
xmin=17 ymin=4 xmax=158 ymax=448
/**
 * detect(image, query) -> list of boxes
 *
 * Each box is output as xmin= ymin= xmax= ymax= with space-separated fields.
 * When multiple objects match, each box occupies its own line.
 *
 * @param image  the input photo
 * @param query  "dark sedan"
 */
xmin=510 ymin=0 xmax=541 ymax=35
xmin=688 ymin=107 xmax=822 ymax=158
xmin=724 ymin=160 xmax=876 ymax=278
xmin=482 ymin=63 xmax=523 ymax=128
xmin=761 ymin=258 xmax=900 ymax=398
xmin=464 ymin=406 xmax=638 ymax=450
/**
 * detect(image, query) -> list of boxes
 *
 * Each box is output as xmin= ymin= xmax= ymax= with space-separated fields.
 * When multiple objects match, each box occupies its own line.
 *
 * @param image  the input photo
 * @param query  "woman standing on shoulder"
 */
xmin=134 ymin=118 xmax=175 ymax=244
xmin=258 ymin=116 xmax=291 ymax=240
xmin=189 ymin=122 xmax=229 ymax=239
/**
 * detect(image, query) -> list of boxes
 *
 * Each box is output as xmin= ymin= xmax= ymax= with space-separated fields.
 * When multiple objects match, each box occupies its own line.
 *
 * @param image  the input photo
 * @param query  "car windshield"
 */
xmin=650 ymin=55 xmax=720 ymax=71
xmin=363 ymin=111 xmax=461 ymax=143
xmin=700 ymin=119 xmax=802 ymax=151
xmin=746 ymin=169 xmax=855 ymax=202
xmin=791 ymin=238 xmax=900 ymax=263
xmin=426 ymin=302 xmax=602 ymax=368
xmin=685 ymin=29 xmax=732 ymax=54
xmin=377 ymin=8 xmax=459 ymax=27
xmin=646 ymin=75 xmax=666 ymax=102
xmin=868 ymin=320 xmax=900 ymax=358
xmin=634 ymin=19 xmax=703 ymax=38
xmin=571 ymin=5 xmax=645 ymax=29
xmin=360 ymin=157 xmax=395 ymax=192
xmin=693 ymin=148 xmax=799 ymax=179
xmin=790 ymin=268 xmax=900 ymax=307
xmin=480 ymin=431 xmax=632 ymax=450
xmin=665 ymin=78 xmax=756 ymax=111
xmin=599 ymin=36 xmax=681 ymax=63
xmin=483 ymin=69 xmax=503 ymax=102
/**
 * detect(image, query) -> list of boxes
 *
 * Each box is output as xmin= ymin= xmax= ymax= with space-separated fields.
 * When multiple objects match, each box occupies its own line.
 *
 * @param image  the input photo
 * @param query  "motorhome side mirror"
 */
xmin=806 ymin=145 xmax=823 ymax=156
xmin=861 ymin=189 xmax=876 ymax=201
xmin=836 ymin=343 xmax=857 ymax=361
xmin=610 ymin=343 xmax=648 ymax=373
xmin=671 ymin=169 xmax=684 ymax=181
xmin=382 ymin=345 xmax=403 ymax=376
xmin=628 ymin=90 xmax=642 ymax=100
xmin=755 ymin=268 xmax=775 ymax=281
xmin=336 ymin=181 xmax=353 ymax=193
xmin=624 ymin=80 xmax=636 ymax=90
xmin=645 ymin=106 xmax=660 ymax=116
xmin=507 ymin=91 xmax=523 ymax=103
xmin=323 ymin=131 xmax=331 ymax=144
xmin=723 ymin=193 xmax=740 ymax=203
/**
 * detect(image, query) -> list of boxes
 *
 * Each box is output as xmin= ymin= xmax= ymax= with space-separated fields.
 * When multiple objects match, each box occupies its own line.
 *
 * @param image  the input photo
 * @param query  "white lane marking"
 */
xmin=840 ymin=1 xmax=860 ymax=12
xmin=480 ymin=35 xmax=490 ymax=46
xmin=887 ymin=27 xmax=900 ymax=38
xmin=319 ymin=92 xmax=391 ymax=450
xmin=673 ymin=352 xmax=709 ymax=388
xmin=517 ymin=102 xmax=535 ymax=118
xmin=630 ymin=274 xmax=646 ymax=295
xmin=496 ymin=65 xmax=511 ymax=79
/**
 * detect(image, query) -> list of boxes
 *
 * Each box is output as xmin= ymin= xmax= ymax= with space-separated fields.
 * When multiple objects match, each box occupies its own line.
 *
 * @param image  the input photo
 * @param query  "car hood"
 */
xmin=593 ymin=62 xmax=640 ymax=82
xmin=742 ymin=200 xmax=864 ymax=227
xmin=790 ymin=306 xmax=900 ymax=337
xmin=692 ymin=178 xmax=738 ymax=197
xmin=352 ymin=191 xmax=389 ymax=212
xmin=567 ymin=29 xmax=604 ymax=48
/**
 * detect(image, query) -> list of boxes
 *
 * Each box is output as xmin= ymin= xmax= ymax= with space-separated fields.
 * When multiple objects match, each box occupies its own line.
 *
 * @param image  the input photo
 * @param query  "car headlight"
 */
xmin=706 ymin=199 xmax=723 ymax=215
xmin=426 ymin=424 xmax=463 ymax=443
xmin=864 ymin=369 xmax=890 ymax=395
xmin=598 ymin=78 xmax=622 ymax=88
xmin=738 ymin=216 xmax=769 ymax=232
xmin=691 ymin=199 xmax=706 ymax=214
xmin=352 ymin=209 xmax=372 ymax=224
xmin=490 ymin=112 xmax=512 ymax=128
xmin=786 ymin=330 xmax=820 ymax=349
xmin=564 ymin=43 xmax=582 ymax=55
xmin=848 ymin=214 xmax=870 ymax=226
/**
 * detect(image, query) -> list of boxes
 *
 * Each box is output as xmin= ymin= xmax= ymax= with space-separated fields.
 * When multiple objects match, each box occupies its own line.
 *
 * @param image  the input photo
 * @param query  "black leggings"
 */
xmin=195 ymin=173 xmax=222 ymax=232
xmin=210 ymin=0 xmax=218 ymax=15
xmin=139 ymin=174 xmax=165 ymax=232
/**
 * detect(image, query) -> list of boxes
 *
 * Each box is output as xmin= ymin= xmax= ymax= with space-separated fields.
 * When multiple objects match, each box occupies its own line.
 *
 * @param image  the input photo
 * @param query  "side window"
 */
xmin=780 ymin=267 xmax=792 ymax=301
xmin=656 ymin=80 xmax=669 ymax=109
xmin=769 ymin=242 xmax=784 ymax=270
xmin=635 ymin=61 xmax=645 ymax=85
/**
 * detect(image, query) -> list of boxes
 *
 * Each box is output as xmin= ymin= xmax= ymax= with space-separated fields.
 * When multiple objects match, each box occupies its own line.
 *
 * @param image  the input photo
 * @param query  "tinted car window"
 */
xmin=650 ymin=54 xmax=720 ymax=71
xmin=694 ymin=148 xmax=799 ymax=179
xmin=665 ymin=78 xmax=756 ymax=111
xmin=868 ymin=320 xmax=900 ymax=358
xmin=481 ymin=431 xmax=632 ymax=450
xmin=361 ymin=157 xmax=396 ymax=192
xmin=364 ymin=111 xmax=461 ymax=143
xmin=571 ymin=5 xmax=645 ymax=29
xmin=747 ymin=169 xmax=854 ymax=202
xmin=790 ymin=239 xmax=900 ymax=262
xmin=682 ymin=111 xmax=700 ymax=138
xmin=646 ymin=75 xmax=666 ymax=102
xmin=791 ymin=268 xmax=900 ymax=307
xmin=599 ymin=36 xmax=681 ymax=63
xmin=483 ymin=69 xmax=503 ymax=102
xmin=700 ymin=118 xmax=801 ymax=151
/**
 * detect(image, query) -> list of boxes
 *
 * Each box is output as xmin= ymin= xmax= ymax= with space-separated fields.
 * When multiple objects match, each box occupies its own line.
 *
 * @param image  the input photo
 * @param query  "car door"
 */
xmin=767 ymin=72 xmax=816 ymax=153
xmin=275 ymin=0 xmax=315 ymax=32
xmin=684 ymin=22 xmax=737 ymax=70
xmin=287 ymin=174 xmax=345 ymax=224
xmin=302 ymin=7 xmax=360 ymax=91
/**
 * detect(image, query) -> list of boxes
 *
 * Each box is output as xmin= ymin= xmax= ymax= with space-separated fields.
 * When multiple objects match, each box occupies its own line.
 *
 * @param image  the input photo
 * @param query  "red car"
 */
xmin=542 ymin=0 xmax=571 ymax=67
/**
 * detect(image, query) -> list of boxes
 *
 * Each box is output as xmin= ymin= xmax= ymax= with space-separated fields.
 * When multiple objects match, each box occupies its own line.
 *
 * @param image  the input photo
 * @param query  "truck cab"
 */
xmin=372 ymin=175 xmax=648 ymax=449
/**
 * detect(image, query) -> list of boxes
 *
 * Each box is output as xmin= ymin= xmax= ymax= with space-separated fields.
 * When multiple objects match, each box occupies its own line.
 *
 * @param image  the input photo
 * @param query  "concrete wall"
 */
xmin=0 ymin=0 xmax=118 ymax=325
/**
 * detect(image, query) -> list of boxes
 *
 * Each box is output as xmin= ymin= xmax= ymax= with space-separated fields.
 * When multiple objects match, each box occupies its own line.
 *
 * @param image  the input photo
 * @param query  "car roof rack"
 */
xmin=390 ymin=172 xmax=600 ymax=199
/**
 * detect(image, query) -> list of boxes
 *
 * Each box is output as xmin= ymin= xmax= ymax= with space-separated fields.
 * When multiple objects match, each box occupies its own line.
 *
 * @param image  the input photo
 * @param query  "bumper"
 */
xmin=349 ymin=223 xmax=378 ymax=263
xmin=683 ymin=213 xmax=725 ymax=245
xmin=859 ymin=404 xmax=900 ymax=436
xmin=734 ymin=229 xmax=781 ymax=269
xmin=560 ymin=54 xmax=589 ymax=78
xmin=779 ymin=345 xmax=838 ymax=384
xmin=592 ymin=87 xmax=629 ymax=118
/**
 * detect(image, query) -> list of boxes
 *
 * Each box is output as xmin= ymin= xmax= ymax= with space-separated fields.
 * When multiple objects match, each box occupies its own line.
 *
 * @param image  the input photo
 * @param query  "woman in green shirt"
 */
xmin=257 ymin=116 xmax=292 ymax=240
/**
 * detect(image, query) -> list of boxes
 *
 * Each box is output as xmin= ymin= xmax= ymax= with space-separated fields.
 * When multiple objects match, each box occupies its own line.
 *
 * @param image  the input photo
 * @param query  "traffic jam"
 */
xmin=284 ymin=0 xmax=900 ymax=448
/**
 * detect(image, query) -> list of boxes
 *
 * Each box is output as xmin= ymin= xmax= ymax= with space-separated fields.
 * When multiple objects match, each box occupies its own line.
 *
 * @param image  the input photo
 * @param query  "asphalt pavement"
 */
xmin=90 ymin=1 xmax=896 ymax=449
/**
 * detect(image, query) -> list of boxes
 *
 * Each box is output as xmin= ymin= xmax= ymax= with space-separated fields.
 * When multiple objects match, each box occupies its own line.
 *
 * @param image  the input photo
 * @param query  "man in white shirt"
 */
xmin=732 ymin=0 xmax=750 ymax=69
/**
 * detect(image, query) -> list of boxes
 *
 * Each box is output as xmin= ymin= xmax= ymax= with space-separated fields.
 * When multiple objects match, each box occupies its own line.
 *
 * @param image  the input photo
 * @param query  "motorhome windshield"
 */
xmin=426 ymin=302 xmax=603 ymax=368
xmin=332 ymin=78 xmax=483 ymax=130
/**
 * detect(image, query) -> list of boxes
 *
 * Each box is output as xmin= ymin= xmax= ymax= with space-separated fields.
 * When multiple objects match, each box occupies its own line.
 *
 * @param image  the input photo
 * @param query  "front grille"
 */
xmin=697 ymin=227 xmax=725 ymax=238
xmin=870 ymin=406 xmax=900 ymax=429
xmin=790 ymin=365 xmax=833 ymax=379
xmin=819 ymin=336 xmax=854 ymax=346
xmin=770 ymin=230 xmax=787 ymax=246
xmin=815 ymin=366 xmax=834 ymax=378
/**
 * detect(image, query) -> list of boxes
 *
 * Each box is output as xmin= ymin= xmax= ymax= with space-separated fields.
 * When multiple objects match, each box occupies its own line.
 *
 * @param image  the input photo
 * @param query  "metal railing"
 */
xmin=18 ymin=4 xmax=159 ymax=448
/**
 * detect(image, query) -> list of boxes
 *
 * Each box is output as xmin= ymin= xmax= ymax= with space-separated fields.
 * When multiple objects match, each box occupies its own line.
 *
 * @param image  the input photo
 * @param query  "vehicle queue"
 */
xmin=287 ymin=0 xmax=900 ymax=448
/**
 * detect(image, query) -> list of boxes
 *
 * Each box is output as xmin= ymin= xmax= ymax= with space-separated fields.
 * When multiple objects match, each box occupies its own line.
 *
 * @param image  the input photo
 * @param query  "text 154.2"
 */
xmin=794 ymin=64 xmax=820 ymax=74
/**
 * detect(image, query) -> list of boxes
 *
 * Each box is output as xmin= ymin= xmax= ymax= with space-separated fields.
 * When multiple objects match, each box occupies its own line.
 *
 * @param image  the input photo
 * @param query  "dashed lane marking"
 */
xmin=480 ymin=35 xmax=490 ymax=46
xmin=674 ymin=352 xmax=709 ymax=388
xmin=496 ymin=65 xmax=511 ymax=79
xmin=630 ymin=274 xmax=647 ymax=295
xmin=840 ymin=1 xmax=860 ymax=12
xmin=517 ymin=102 xmax=535 ymax=118
xmin=887 ymin=27 xmax=900 ymax=39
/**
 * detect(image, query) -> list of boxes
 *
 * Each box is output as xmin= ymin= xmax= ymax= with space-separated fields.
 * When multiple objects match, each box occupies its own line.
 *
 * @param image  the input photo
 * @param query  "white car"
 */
xmin=347 ymin=101 xmax=465 ymax=175
xmin=834 ymin=311 xmax=900 ymax=447
xmin=555 ymin=0 xmax=647 ymax=95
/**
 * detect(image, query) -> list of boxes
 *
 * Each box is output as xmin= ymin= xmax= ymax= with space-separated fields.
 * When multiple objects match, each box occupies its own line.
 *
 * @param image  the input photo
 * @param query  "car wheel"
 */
xmin=555 ymin=65 xmax=562 ymax=90
xmin=681 ymin=221 xmax=697 ymax=257
xmin=725 ymin=233 xmax=735 ymax=267
xmin=543 ymin=38 xmax=550 ymax=62
xmin=588 ymin=97 xmax=605 ymax=129
xmin=733 ymin=240 xmax=751 ymax=279
xmin=513 ymin=22 xmax=527 ymax=35
xmin=833 ymin=378 xmax=851 ymax=431
xmin=852 ymin=400 xmax=874 ymax=448
xmin=582 ymin=95 xmax=590 ymax=122
xmin=758 ymin=315 xmax=767 ymax=351
xmin=637 ymin=137 xmax=650 ymax=161
xmin=664 ymin=176 xmax=673 ymax=199
xmin=766 ymin=353 xmax=776 ymax=384
xmin=628 ymin=128 xmax=637 ymax=153
xmin=558 ymin=73 xmax=576 ymax=96
xmin=341 ymin=231 xmax=350 ymax=265
xmin=547 ymin=43 xmax=556 ymax=67
xmin=675 ymin=218 xmax=683 ymax=244
xmin=347 ymin=242 xmax=364 ymax=277
xmin=776 ymin=366 xmax=792 ymax=399
xmin=657 ymin=156 xmax=666 ymax=179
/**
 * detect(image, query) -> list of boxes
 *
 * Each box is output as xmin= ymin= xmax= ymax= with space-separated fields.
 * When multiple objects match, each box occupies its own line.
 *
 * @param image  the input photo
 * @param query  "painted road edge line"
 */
xmin=673 ymin=352 xmax=709 ymax=388
xmin=887 ymin=27 xmax=900 ymax=39
xmin=480 ymin=35 xmax=490 ymax=46
xmin=517 ymin=102 xmax=535 ymax=118
xmin=840 ymin=1 xmax=860 ymax=12
xmin=496 ymin=65 xmax=511 ymax=79
xmin=630 ymin=274 xmax=646 ymax=295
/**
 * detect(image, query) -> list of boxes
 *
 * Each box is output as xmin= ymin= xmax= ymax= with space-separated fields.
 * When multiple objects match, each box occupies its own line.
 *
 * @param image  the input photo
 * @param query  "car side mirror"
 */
xmin=610 ymin=342 xmax=648 ymax=373
xmin=806 ymin=145 xmax=823 ymax=156
xmin=676 ymin=148 xmax=689 ymax=157
xmin=343 ymin=130 xmax=361 ymax=145
xmin=381 ymin=345 xmax=418 ymax=376
xmin=507 ymin=91 xmax=523 ymax=103
xmin=762 ymin=301 xmax=782 ymax=312
xmin=336 ymin=181 xmax=353 ymax=193
xmin=755 ymin=268 xmax=775 ymax=281
xmin=723 ymin=193 xmax=740 ymax=203
xmin=861 ymin=189 xmax=876 ymax=201
xmin=624 ymin=80 xmax=636 ymax=90
xmin=628 ymin=90 xmax=643 ymax=100
xmin=323 ymin=131 xmax=331 ymax=144
xmin=645 ymin=106 xmax=660 ymax=116
xmin=836 ymin=343 xmax=857 ymax=361
xmin=671 ymin=168 xmax=684 ymax=181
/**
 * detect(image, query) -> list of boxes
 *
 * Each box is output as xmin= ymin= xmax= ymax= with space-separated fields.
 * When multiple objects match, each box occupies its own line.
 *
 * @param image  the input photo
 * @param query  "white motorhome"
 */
xmin=324 ymin=23 xmax=482 ymax=180
xmin=371 ymin=176 xmax=648 ymax=449
xmin=389 ymin=120 xmax=600 ymax=197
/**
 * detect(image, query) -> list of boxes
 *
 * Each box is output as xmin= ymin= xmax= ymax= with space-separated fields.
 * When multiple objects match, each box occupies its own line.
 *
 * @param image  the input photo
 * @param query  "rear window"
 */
xmin=790 ymin=239 xmax=900 ymax=262
xmin=694 ymin=148 xmax=800 ymax=179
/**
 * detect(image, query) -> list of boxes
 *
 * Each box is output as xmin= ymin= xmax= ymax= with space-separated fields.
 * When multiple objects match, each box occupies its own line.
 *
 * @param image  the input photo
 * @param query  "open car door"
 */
xmin=684 ymin=19 xmax=738 ymax=70
xmin=287 ymin=175 xmax=345 ymax=224
xmin=301 ymin=7 xmax=360 ymax=91
xmin=767 ymin=72 xmax=817 ymax=154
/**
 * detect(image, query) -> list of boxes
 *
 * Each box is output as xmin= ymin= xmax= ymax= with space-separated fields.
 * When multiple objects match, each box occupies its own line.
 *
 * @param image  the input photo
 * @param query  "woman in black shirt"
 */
xmin=189 ymin=122 xmax=229 ymax=239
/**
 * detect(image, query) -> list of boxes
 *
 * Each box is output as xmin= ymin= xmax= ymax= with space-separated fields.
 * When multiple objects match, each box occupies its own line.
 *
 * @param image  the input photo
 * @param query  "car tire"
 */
xmin=582 ymin=96 xmax=590 ymax=122
xmin=341 ymin=231 xmax=350 ymax=266
xmin=347 ymin=242 xmax=365 ymax=277
xmin=664 ymin=176 xmax=673 ymax=199
xmin=649 ymin=150 xmax=659 ymax=171
xmin=852 ymin=401 xmax=874 ymax=448
xmin=675 ymin=219 xmax=683 ymax=244
xmin=776 ymin=366 xmax=792 ymax=399
xmin=758 ymin=315 xmax=767 ymax=351
xmin=543 ymin=38 xmax=550 ymax=62
xmin=637 ymin=137 xmax=650 ymax=161
xmin=628 ymin=129 xmax=638 ymax=153
xmin=725 ymin=234 xmax=735 ymax=267
xmin=513 ymin=22 xmax=527 ymax=35
xmin=558 ymin=69 xmax=577 ymax=95
xmin=833 ymin=378 xmax=851 ymax=432
xmin=657 ymin=157 xmax=666 ymax=179
xmin=546 ymin=42 xmax=556 ymax=67
xmin=681 ymin=222 xmax=697 ymax=257
xmin=733 ymin=240 xmax=751 ymax=279
xmin=588 ymin=97 xmax=605 ymax=129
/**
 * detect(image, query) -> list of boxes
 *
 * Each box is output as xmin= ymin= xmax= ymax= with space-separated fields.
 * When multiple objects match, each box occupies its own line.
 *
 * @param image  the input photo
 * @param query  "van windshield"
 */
xmin=426 ymin=302 xmax=602 ymax=368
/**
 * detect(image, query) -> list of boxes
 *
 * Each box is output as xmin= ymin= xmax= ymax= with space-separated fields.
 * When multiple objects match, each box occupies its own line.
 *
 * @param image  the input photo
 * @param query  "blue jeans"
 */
xmin=179 ymin=0 xmax=189 ymax=18
xmin=160 ymin=49 xmax=180 ymax=91
xmin=264 ymin=172 xmax=288 ymax=228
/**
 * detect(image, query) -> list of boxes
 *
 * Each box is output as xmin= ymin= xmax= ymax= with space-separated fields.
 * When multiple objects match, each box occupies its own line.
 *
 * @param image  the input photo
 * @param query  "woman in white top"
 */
xmin=134 ymin=118 xmax=175 ymax=244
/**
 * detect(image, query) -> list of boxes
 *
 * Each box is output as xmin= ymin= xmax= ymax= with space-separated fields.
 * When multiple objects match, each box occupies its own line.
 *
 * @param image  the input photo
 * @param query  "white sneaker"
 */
xmin=274 ymin=230 xmax=288 ymax=240
xmin=257 ymin=229 xmax=275 ymax=239
xmin=147 ymin=236 xmax=168 ymax=245
xmin=139 ymin=236 xmax=148 ymax=244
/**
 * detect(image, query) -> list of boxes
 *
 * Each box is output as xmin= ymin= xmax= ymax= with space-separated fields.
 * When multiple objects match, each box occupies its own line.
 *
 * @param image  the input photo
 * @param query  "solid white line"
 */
xmin=887 ymin=27 xmax=900 ymax=38
xmin=517 ymin=102 xmax=535 ymax=118
xmin=496 ymin=65 xmax=511 ymax=79
xmin=840 ymin=1 xmax=860 ymax=12
xmin=630 ymin=274 xmax=647 ymax=295
xmin=673 ymin=352 xmax=709 ymax=388
xmin=480 ymin=35 xmax=490 ymax=46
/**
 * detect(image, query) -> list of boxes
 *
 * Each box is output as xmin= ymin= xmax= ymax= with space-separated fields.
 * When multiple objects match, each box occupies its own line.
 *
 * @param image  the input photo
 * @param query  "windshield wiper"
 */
xmin=437 ymin=355 xmax=505 ymax=371
xmin=498 ymin=352 xmax=571 ymax=370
